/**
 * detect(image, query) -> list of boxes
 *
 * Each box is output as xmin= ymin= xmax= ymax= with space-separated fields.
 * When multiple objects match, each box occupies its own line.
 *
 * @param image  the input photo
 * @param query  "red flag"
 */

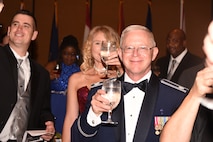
xmin=20 ymin=0 xmax=25 ymax=10
xmin=83 ymin=0 xmax=91 ymax=43
xmin=180 ymin=0 xmax=186 ymax=32
xmin=118 ymin=0 xmax=125 ymax=35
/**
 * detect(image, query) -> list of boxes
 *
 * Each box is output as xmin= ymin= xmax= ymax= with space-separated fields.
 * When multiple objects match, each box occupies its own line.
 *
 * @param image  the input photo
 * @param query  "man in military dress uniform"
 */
xmin=71 ymin=25 xmax=187 ymax=142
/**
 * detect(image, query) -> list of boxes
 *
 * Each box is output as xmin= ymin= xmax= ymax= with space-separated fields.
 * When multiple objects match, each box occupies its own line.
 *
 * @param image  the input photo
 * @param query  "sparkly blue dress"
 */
xmin=50 ymin=63 xmax=80 ymax=134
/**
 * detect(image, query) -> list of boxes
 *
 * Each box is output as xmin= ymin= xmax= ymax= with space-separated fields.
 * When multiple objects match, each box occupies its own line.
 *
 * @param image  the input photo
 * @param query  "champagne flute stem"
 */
xmin=105 ymin=64 xmax=108 ymax=78
xmin=107 ymin=110 xmax=112 ymax=122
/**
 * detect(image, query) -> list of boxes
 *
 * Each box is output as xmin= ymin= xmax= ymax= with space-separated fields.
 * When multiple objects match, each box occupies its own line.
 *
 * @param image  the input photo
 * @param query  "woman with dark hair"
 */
xmin=45 ymin=34 xmax=81 ymax=136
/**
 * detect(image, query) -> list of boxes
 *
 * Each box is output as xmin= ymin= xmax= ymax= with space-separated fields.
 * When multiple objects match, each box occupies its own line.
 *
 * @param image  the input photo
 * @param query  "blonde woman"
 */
xmin=62 ymin=25 xmax=123 ymax=142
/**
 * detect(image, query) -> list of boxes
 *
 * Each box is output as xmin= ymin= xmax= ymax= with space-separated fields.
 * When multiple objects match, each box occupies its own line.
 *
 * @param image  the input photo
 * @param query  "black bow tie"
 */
xmin=122 ymin=79 xmax=148 ymax=94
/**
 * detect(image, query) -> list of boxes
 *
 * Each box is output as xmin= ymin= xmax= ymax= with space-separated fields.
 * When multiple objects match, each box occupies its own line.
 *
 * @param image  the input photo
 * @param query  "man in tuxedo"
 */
xmin=155 ymin=28 xmax=202 ymax=83
xmin=71 ymin=25 xmax=187 ymax=142
xmin=160 ymin=21 xmax=213 ymax=142
xmin=0 ymin=10 xmax=55 ymax=141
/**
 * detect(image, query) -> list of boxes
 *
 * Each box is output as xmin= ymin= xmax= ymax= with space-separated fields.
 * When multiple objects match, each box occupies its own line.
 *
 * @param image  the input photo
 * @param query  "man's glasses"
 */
xmin=122 ymin=46 xmax=154 ymax=54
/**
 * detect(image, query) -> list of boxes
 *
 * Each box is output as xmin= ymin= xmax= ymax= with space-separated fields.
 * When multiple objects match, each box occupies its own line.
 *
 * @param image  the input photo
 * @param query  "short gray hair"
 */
xmin=120 ymin=25 xmax=156 ymax=48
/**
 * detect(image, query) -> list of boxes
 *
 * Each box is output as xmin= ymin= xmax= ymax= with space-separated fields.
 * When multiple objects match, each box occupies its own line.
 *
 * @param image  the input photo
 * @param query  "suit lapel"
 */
xmin=133 ymin=74 xmax=159 ymax=142
xmin=112 ymin=76 xmax=126 ymax=142
xmin=110 ymin=75 xmax=160 ymax=142
xmin=4 ymin=46 xmax=18 ymax=90
xmin=29 ymin=60 xmax=38 ymax=106
xmin=113 ymin=94 xmax=125 ymax=142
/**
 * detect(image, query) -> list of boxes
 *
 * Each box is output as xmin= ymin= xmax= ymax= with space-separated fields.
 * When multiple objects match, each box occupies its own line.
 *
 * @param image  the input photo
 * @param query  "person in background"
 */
xmin=0 ymin=32 xmax=9 ymax=46
xmin=160 ymin=20 xmax=213 ymax=142
xmin=71 ymin=25 xmax=187 ymax=142
xmin=62 ymin=25 xmax=123 ymax=142
xmin=155 ymin=28 xmax=202 ymax=83
xmin=0 ymin=10 xmax=55 ymax=141
xmin=152 ymin=62 xmax=161 ymax=76
xmin=45 ymin=35 xmax=81 ymax=136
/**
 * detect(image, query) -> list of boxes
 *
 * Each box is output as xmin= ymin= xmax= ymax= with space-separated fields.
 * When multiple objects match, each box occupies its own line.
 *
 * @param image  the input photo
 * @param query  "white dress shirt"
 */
xmin=124 ymin=71 xmax=151 ymax=142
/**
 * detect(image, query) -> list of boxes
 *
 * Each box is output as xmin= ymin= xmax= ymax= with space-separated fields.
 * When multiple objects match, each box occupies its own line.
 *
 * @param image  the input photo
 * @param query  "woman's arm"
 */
xmin=160 ymin=67 xmax=213 ymax=142
xmin=62 ymin=73 xmax=80 ymax=142
xmin=44 ymin=60 xmax=59 ymax=80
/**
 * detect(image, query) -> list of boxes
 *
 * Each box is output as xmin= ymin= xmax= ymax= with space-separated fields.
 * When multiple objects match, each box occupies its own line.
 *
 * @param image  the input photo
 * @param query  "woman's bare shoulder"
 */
xmin=69 ymin=71 xmax=84 ymax=80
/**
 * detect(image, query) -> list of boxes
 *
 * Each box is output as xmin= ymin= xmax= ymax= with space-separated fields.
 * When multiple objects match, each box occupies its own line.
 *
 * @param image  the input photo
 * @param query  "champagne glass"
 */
xmin=100 ymin=41 xmax=117 ymax=78
xmin=54 ymin=64 xmax=61 ymax=75
xmin=101 ymin=79 xmax=121 ymax=125
xmin=54 ymin=63 xmax=61 ymax=80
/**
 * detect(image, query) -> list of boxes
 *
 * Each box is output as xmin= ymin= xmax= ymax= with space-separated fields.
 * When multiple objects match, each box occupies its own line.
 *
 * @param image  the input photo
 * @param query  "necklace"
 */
xmin=93 ymin=65 xmax=106 ymax=74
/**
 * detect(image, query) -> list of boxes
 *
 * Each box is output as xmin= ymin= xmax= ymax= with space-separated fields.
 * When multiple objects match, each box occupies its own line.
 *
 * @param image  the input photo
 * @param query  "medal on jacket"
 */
xmin=154 ymin=116 xmax=170 ymax=135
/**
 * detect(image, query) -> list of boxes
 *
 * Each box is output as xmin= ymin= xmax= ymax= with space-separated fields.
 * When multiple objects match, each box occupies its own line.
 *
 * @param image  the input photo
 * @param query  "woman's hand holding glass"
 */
xmin=100 ymin=41 xmax=123 ymax=78
xmin=100 ymin=41 xmax=118 ymax=78
xmin=52 ymin=64 xmax=61 ymax=80
xmin=49 ymin=64 xmax=61 ymax=80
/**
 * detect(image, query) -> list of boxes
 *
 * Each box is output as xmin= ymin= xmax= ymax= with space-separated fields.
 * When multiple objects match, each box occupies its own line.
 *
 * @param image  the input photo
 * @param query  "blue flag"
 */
xmin=48 ymin=7 xmax=59 ymax=61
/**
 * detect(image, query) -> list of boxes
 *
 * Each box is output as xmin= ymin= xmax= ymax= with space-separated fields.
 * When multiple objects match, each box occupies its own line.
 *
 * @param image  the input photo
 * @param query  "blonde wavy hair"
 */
xmin=80 ymin=25 xmax=120 ymax=72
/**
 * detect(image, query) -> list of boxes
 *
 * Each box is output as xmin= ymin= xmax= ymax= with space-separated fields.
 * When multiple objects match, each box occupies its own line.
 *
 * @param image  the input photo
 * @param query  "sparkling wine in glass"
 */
xmin=100 ymin=41 xmax=117 ymax=78
xmin=101 ymin=79 xmax=121 ymax=125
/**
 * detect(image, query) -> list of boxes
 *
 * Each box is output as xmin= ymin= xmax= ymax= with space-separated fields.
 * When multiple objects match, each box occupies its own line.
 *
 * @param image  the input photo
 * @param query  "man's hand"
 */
xmin=41 ymin=121 xmax=55 ymax=141
xmin=91 ymin=89 xmax=111 ymax=116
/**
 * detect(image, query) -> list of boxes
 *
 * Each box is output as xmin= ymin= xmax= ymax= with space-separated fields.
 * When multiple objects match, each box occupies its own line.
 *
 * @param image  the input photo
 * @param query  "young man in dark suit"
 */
xmin=155 ymin=28 xmax=202 ymax=83
xmin=71 ymin=25 xmax=187 ymax=142
xmin=0 ymin=10 xmax=55 ymax=141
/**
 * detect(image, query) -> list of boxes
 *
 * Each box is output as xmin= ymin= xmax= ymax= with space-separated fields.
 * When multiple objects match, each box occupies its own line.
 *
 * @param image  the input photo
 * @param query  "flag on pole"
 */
xmin=48 ymin=0 xmax=59 ymax=61
xmin=145 ymin=0 xmax=152 ymax=31
xmin=212 ymin=0 xmax=213 ymax=20
xmin=118 ymin=0 xmax=125 ymax=35
xmin=83 ymin=0 xmax=91 ymax=43
xmin=20 ymin=0 xmax=25 ymax=10
xmin=180 ymin=0 xmax=186 ymax=32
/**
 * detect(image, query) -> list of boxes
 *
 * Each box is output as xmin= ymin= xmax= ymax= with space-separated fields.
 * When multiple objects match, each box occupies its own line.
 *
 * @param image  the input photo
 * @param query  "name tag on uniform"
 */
xmin=154 ymin=116 xmax=170 ymax=135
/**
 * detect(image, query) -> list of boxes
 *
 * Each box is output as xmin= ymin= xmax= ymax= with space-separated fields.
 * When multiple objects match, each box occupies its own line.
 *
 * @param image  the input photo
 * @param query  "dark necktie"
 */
xmin=122 ymin=79 xmax=148 ymax=94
